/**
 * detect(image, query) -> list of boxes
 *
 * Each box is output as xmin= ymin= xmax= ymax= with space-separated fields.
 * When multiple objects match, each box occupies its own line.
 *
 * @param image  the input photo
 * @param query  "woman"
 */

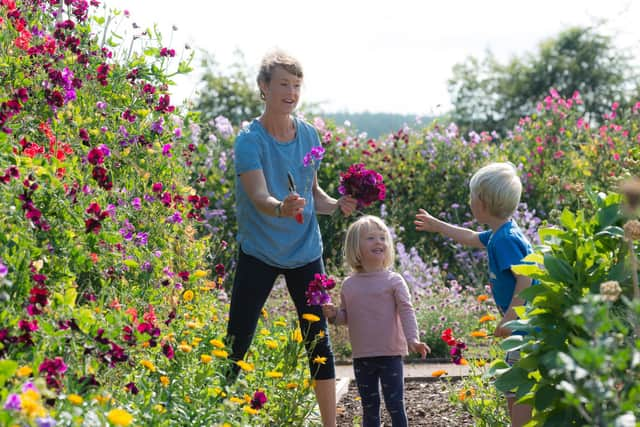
xmin=225 ymin=50 xmax=356 ymax=427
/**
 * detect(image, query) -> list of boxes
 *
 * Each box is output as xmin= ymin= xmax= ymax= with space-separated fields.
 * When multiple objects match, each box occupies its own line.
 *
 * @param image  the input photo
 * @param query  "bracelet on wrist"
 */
xmin=275 ymin=201 xmax=283 ymax=217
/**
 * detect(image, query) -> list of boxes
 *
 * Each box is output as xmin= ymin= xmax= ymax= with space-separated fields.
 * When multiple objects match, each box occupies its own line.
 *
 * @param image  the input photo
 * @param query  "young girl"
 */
xmin=322 ymin=215 xmax=429 ymax=427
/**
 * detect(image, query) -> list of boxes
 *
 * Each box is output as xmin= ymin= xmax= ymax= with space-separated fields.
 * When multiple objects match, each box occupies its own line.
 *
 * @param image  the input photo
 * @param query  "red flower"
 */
xmin=338 ymin=163 xmax=386 ymax=209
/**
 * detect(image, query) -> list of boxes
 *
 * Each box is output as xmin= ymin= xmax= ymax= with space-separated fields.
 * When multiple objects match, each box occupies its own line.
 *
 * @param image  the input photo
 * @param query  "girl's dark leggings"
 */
xmin=353 ymin=356 xmax=408 ymax=427
xmin=225 ymin=249 xmax=335 ymax=380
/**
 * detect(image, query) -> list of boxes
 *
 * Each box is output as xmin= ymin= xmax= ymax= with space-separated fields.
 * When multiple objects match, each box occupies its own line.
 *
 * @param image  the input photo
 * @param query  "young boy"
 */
xmin=414 ymin=162 xmax=533 ymax=427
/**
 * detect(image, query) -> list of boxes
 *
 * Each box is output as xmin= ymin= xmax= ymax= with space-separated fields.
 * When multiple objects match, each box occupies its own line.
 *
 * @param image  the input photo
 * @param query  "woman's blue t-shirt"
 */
xmin=234 ymin=117 xmax=323 ymax=268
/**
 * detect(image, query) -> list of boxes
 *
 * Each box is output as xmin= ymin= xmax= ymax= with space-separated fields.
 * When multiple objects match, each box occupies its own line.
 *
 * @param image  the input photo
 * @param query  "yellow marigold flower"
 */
xmin=185 ymin=395 xmax=191 ymax=403
xmin=230 ymin=396 xmax=245 ymax=404
xmin=141 ymin=360 xmax=156 ymax=372
xmin=470 ymin=330 xmax=488 ymax=338
xmin=16 ymin=366 xmax=33 ymax=377
xmin=192 ymin=337 xmax=202 ymax=346
xmin=302 ymin=313 xmax=320 ymax=323
xmin=286 ymin=382 xmax=298 ymax=389
xmin=431 ymin=370 xmax=448 ymax=377
xmin=160 ymin=376 xmax=170 ymax=387
xmin=261 ymin=308 xmax=268 ymax=319
xmin=313 ymin=356 xmax=327 ymax=365
xmin=264 ymin=339 xmax=278 ymax=349
xmin=460 ymin=358 xmax=469 ymax=365
xmin=193 ymin=269 xmax=207 ymax=278
xmin=186 ymin=321 xmax=198 ymax=329
xmin=210 ymin=339 xmax=225 ymax=349
xmin=236 ymin=360 xmax=254 ymax=372
xmin=458 ymin=388 xmax=475 ymax=401
xmin=179 ymin=343 xmax=193 ymax=353
xmin=259 ymin=328 xmax=270 ymax=336
xmin=292 ymin=329 xmax=303 ymax=343
xmin=93 ymin=394 xmax=110 ymax=405
xmin=477 ymin=294 xmax=489 ymax=302
xmin=210 ymin=387 xmax=226 ymax=398
xmin=266 ymin=371 xmax=284 ymax=378
xmin=201 ymin=354 xmax=213 ymax=364
xmin=274 ymin=320 xmax=287 ymax=327
xmin=479 ymin=314 xmax=496 ymax=323
xmin=213 ymin=349 xmax=228 ymax=359
xmin=317 ymin=330 xmax=326 ymax=338
xmin=183 ymin=290 xmax=194 ymax=302
xmin=243 ymin=394 xmax=252 ymax=403
xmin=68 ymin=394 xmax=84 ymax=405
xmin=107 ymin=408 xmax=133 ymax=426
xmin=475 ymin=359 xmax=487 ymax=367
xmin=243 ymin=405 xmax=258 ymax=415
xmin=153 ymin=404 xmax=166 ymax=413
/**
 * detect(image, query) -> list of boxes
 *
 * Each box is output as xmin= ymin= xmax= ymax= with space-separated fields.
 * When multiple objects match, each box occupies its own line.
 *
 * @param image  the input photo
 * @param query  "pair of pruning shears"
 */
xmin=287 ymin=172 xmax=304 ymax=224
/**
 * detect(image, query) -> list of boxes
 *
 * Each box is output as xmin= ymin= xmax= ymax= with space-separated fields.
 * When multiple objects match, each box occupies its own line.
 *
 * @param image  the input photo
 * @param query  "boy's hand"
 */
xmin=414 ymin=208 xmax=439 ymax=232
xmin=408 ymin=341 xmax=430 ymax=359
xmin=321 ymin=303 xmax=337 ymax=321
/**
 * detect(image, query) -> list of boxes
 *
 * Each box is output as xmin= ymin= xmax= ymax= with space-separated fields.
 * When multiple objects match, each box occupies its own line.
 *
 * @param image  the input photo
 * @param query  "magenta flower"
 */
xmin=303 ymin=146 xmax=325 ymax=167
xmin=305 ymin=273 xmax=336 ymax=306
xmin=338 ymin=163 xmax=386 ymax=209
xmin=251 ymin=390 xmax=268 ymax=410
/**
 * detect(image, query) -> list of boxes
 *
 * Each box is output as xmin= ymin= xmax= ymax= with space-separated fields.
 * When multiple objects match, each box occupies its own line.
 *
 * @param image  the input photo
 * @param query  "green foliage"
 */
xmin=193 ymin=52 xmax=263 ymax=127
xmin=489 ymin=193 xmax=640 ymax=425
xmin=448 ymin=26 xmax=640 ymax=133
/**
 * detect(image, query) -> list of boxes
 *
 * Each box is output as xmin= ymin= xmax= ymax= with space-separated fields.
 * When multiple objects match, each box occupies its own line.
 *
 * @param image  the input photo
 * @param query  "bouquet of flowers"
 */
xmin=441 ymin=328 xmax=467 ymax=365
xmin=338 ymin=163 xmax=386 ymax=209
xmin=305 ymin=273 xmax=336 ymax=306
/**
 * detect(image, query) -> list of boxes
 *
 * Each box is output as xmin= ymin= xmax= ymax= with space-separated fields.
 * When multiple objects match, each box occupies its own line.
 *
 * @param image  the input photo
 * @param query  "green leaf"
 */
xmin=512 ymin=263 xmax=545 ymax=278
xmin=0 ymin=359 xmax=18 ymax=387
xmin=596 ymin=203 xmax=621 ymax=228
xmin=559 ymin=209 xmax=576 ymax=229
xmin=123 ymin=259 xmax=139 ymax=268
xmin=595 ymin=226 xmax=624 ymax=239
xmin=522 ymin=253 xmax=544 ymax=264
xmin=500 ymin=335 xmax=526 ymax=351
xmin=64 ymin=287 xmax=78 ymax=307
xmin=534 ymin=384 xmax=561 ymax=410
xmin=494 ymin=366 xmax=528 ymax=392
xmin=544 ymin=254 xmax=575 ymax=284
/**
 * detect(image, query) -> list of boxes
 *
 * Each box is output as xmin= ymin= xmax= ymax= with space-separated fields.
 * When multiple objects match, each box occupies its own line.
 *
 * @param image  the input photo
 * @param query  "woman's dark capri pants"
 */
xmin=225 ymin=249 xmax=335 ymax=380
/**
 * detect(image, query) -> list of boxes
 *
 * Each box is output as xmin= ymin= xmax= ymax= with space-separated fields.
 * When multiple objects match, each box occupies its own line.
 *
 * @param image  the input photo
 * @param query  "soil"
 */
xmin=336 ymin=378 xmax=474 ymax=427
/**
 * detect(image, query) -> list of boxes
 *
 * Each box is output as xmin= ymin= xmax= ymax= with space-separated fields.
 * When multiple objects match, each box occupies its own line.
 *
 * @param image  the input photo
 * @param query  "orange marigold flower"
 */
xmin=479 ymin=314 xmax=496 ymax=323
xmin=477 ymin=294 xmax=489 ymax=302
xmin=470 ymin=330 xmax=488 ymax=338
xmin=458 ymin=388 xmax=476 ymax=401
xmin=431 ymin=370 xmax=448 ymax=377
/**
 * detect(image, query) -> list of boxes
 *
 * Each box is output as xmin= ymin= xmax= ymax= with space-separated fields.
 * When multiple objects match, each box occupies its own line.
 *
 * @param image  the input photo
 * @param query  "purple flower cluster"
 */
xmin=303 ymin=146 xmax=325 ymax=167
xmin=338 ymin=163 xmax=386 ymax=208
xmin=305 ymin=273 xmax=336 ymax=306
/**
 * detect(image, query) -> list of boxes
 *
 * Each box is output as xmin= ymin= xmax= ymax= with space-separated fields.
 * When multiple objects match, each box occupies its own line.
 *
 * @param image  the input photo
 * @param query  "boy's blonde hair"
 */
xmin=469 ymin=162 xmax=522 ymax=219
xmin=343 ymin=215 xmax=395 ymax=272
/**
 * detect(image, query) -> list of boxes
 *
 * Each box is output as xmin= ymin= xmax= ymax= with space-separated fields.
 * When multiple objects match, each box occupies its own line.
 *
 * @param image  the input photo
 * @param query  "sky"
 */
xmin=101 ymin=0 xmax=639 ymax=116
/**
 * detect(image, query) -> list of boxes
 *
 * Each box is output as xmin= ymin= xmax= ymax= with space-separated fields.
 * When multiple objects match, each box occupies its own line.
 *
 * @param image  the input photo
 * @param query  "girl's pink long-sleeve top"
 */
xmin=331 ymin=270 xmax=420 ymax=359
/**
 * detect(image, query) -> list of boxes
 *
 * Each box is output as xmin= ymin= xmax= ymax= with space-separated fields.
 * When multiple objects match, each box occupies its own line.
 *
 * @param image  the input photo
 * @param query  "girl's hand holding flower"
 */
xmin=321 ymin=303 xmax=337 ymax=322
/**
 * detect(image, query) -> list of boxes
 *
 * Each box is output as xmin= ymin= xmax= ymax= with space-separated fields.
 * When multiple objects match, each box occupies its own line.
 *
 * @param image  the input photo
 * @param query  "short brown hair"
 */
xmin=257 ymin=50 xmax=303 ymax=97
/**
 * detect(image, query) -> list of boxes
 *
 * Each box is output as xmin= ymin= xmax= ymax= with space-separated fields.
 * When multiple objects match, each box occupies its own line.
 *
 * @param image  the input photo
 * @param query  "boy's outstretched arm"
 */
xmin=414 ymin=208 xmax=483 ymax=248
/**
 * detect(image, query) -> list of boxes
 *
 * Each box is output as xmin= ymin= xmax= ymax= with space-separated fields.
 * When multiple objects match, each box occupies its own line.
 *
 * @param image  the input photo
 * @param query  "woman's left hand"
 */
xmin=336 ymin=195 xmax=357 ymax=216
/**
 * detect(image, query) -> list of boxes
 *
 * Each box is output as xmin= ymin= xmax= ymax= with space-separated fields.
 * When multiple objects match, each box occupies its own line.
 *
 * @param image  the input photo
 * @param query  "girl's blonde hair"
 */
xmin=469 ymin=162 xmax=522 ymax=219
xmin=343 ymin=215 xmax=395 ymax=272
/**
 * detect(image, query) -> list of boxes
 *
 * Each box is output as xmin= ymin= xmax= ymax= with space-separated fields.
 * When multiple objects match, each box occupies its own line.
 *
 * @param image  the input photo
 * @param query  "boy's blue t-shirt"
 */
xmin=478 ymin=220 xmax=533 ymax=315
xmin=234 ymin=117 xmax=323 ymax=268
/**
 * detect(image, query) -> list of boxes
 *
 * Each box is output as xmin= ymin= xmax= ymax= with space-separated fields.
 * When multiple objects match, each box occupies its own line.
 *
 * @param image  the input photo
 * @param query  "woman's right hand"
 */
xmin=282 ymin=193 xmax=305 ymax=220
